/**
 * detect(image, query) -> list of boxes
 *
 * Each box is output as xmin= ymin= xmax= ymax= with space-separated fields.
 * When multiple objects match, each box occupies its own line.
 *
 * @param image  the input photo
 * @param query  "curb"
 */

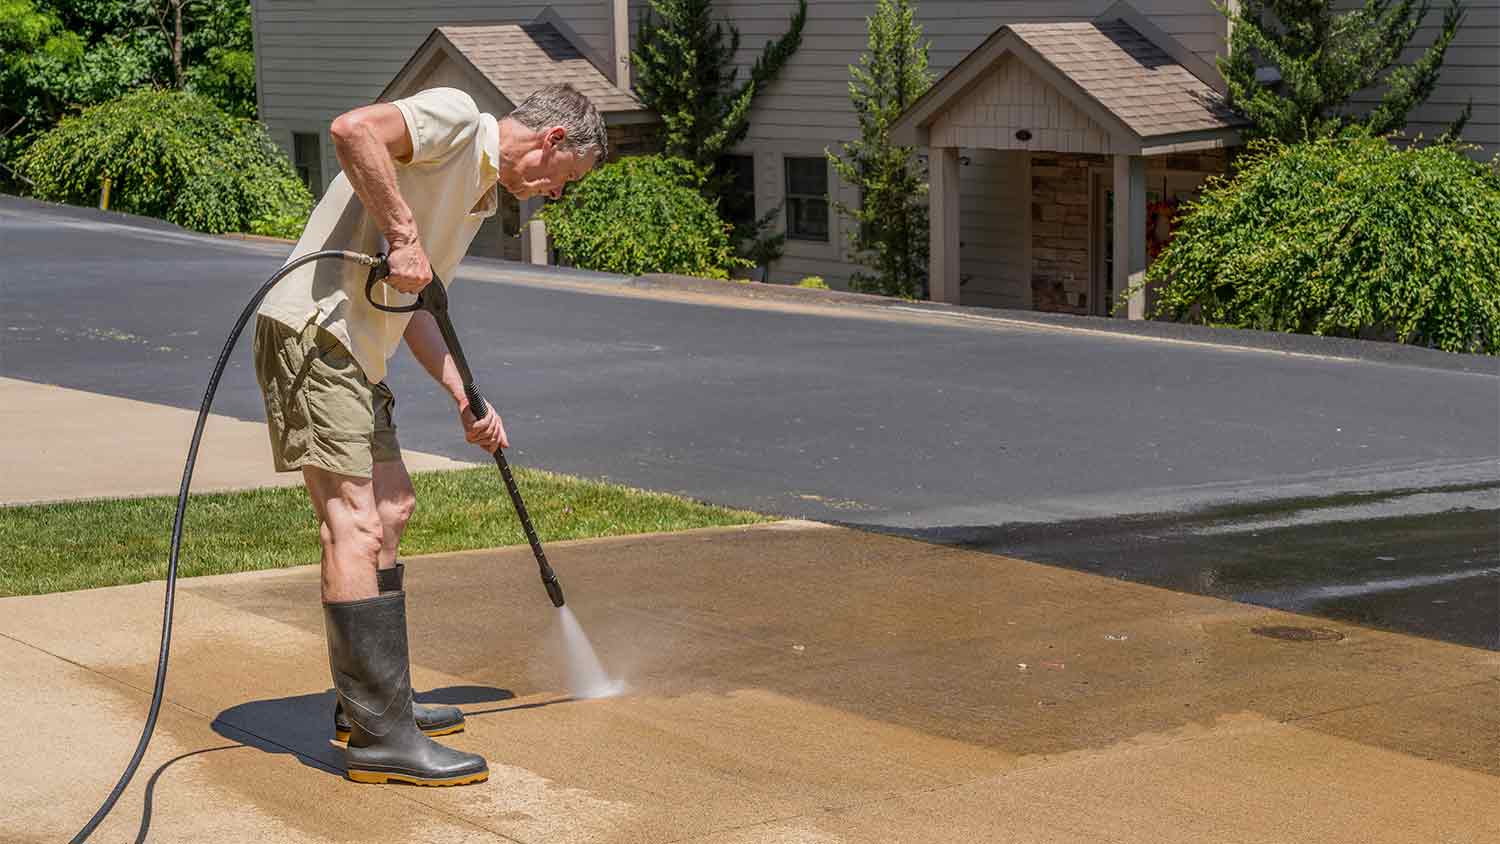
xmin=630 ymin=273 xmax=1497 ymax=376
xmin=218 ymin=232 xmax=297 ymax=246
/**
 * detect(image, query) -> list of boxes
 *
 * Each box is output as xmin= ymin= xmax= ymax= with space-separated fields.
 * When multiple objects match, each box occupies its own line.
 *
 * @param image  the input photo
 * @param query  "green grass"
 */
xmin=0 ymin=467 xmax=771 ymax=596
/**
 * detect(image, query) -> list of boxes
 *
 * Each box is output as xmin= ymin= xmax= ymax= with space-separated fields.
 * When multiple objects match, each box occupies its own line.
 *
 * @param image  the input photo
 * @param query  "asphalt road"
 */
xmin=3 ymin=197 xmax=1497 ymax=647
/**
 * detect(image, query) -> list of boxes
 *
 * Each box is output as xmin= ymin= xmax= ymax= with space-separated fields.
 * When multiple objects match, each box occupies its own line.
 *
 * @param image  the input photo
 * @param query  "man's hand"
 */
xmin=385 ymin=240 xmax=433 ymax=295
xmin=460 ymin=399 xmax=508 ymax=453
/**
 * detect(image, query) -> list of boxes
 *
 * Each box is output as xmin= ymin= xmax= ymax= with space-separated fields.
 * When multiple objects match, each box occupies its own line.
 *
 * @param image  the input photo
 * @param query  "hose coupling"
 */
xmin=342 ymin=250 xmax=383 ymax=267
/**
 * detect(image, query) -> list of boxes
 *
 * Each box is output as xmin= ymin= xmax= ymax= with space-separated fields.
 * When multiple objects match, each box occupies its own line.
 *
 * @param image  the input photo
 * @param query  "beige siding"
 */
xmin=1335 ymin=0 xmax=1499 ymax=155
xmin=930 ymin=57 xmax=1118 ymax=154
xmin=253 ymin=0 xmax=612 ymax=192
xmin=959 ymin=150 xmax=1031 ymax=309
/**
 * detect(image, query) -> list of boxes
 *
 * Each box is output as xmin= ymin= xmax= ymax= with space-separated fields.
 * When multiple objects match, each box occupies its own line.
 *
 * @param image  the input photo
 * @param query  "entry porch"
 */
xmin=892 ymin=2 xmax=1247 ymax=318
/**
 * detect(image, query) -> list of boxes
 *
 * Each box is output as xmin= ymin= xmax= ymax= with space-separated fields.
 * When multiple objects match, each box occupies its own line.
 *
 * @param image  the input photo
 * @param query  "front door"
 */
xmin=1091 ymin=170 xmax=1211 ymax=317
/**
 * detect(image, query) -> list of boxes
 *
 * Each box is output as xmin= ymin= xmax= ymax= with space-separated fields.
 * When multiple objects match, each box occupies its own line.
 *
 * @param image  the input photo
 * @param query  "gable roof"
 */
xmin=892 ymin=4 xmax=1246 ymax=153
xmin=382 ymin=22 xmax=649 ymax=118
xmin=1010 ymin=20 xmax=1243 ymax=138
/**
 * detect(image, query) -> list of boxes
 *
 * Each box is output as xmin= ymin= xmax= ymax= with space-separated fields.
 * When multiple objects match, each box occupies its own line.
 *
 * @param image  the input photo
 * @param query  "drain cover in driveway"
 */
xmin=1252 ymin=625 xmax=1346 ymax=642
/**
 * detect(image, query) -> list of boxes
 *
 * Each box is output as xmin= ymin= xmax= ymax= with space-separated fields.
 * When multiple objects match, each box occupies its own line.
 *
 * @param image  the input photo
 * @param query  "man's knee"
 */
xmin=381 ymin=490 xmax=417 ymax=533
xmin=321 ymin=507 xmax=385 ymax=558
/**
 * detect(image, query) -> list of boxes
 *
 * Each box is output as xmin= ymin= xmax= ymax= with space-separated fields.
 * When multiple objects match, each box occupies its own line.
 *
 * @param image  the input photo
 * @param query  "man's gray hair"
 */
xmin=509 ymin=83 xmax=608 ymax=163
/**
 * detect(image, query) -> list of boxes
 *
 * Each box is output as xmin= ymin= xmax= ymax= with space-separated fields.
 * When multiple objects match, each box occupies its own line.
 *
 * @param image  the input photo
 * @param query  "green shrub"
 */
xmin=1138 ymin=136 xmax=1500 ymax=354
xmin=248 ymin=210 xmax=308 ymax=240
xmin=17 ymin=88 xmax=310 ymax=234
xmin=796 ymin=275 xmax=829 ymax=289
xmin=538 ymin=155 xmax=749 ymax=279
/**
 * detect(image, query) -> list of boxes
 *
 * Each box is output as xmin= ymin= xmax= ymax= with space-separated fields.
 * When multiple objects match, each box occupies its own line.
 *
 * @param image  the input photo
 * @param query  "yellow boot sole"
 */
xmin=346 ymin=767 xmax=489 ymax=787
xmin=336 ymin=723 xmax=463 ymax=743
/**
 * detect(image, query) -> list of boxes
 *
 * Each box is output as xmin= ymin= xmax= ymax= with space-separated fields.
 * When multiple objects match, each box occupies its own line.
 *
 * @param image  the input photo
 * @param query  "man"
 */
xmin=253 ymin=84 xmax=605 ymax=787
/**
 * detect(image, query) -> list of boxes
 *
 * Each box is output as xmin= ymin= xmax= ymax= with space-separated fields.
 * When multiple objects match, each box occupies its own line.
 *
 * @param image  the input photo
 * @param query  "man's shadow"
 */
xmin=209 ymin=685 xmax=519 ymax=778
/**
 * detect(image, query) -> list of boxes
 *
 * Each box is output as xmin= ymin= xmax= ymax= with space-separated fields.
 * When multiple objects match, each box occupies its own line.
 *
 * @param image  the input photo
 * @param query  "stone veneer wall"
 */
xmin=1030 ymin=153 xmax=1104 ymax=314
xmin=607 ymin=122 xmax=660 ymax=160
xmin=1029 ymin=149 xmax=1229 ymax=315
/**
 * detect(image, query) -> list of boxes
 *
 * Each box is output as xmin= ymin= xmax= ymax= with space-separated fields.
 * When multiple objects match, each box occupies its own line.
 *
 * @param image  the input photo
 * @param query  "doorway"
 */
xmin=1091 ymin=169 xmax=1212 ymax=317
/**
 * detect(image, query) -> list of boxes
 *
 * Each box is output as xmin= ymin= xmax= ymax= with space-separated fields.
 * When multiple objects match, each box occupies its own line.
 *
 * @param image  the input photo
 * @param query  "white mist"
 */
xmin=558 ymin=606 xmax=624 ymax=699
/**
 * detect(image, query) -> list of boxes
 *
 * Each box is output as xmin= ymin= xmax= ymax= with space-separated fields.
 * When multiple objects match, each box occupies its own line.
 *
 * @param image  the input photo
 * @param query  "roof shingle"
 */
xmin=438 ymin=23 xmax=645 ymax=115
xmin=1007 ymin=20 xmax=1245 ymax=138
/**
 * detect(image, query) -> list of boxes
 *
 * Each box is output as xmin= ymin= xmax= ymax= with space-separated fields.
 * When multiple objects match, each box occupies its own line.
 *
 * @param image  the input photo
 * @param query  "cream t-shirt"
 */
xmin=258 ymin=87 xmax=500 ymax=383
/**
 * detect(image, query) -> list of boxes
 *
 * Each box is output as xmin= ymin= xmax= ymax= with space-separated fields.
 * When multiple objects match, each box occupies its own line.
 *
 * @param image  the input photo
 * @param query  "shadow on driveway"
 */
xmin=209 ymin=685 xmax=518 ymax=779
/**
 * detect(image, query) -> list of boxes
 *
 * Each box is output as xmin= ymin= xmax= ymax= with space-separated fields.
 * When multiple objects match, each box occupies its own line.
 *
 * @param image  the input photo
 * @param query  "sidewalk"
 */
xmin=3 ymin=521 xmax=1495 ymax=843
xmin=0 ymin=377 xmax=475 ymax=505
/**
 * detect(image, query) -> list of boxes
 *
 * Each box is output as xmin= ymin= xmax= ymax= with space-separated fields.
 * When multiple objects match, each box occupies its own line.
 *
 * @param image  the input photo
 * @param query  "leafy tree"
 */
xmin=632 ymin=0 xmax=806 ymax=268
xmin=180 ymin=0 xmax=256 ymax=118
xmin=538 ymin=155 xmax=751 ymax=279
xmin=18 ymin=89 xmax=309 ymax=234
xmin=827 ymin=0 xmax=932 ymax=299
xmin=1219 ymin=0 xmax=1470 ymax=143
xmin=0 ymin=0 xmax=255 ymax=185
xmin=1135 ymin=137 xmax=1500 ymax=354
xmin=0 ymin=0 xmax=155 ymax=177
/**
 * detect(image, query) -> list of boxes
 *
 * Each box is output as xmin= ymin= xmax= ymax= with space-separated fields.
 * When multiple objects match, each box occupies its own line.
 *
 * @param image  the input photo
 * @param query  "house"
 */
xmin=250 ymin=0 xmax=1497 ymax=315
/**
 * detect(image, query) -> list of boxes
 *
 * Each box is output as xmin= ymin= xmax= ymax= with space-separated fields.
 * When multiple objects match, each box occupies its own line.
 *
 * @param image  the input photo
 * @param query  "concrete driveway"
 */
xmin=4 ymin=522 xmax=1497 ymax=843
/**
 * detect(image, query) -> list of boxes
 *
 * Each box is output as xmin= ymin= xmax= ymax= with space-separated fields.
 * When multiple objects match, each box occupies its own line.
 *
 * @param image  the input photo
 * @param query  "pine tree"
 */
xmin=827 ymin=0 xmax=932 ymax=299
xmin=633 ymin=3 xmax=805 ymax=190
xmin=1219 ymin=0 xmax=1469 ymax=143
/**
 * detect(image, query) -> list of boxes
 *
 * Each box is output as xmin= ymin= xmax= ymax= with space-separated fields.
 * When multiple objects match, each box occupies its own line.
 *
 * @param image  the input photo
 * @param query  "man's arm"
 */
xmin=403 ymin=311 xmax=507 ymax=452
xmin=328 ymin=103 xmax=431 ymax=294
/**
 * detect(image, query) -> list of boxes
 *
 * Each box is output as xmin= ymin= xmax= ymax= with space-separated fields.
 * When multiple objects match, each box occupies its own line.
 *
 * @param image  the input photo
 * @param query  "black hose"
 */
xmin=70 ymin=249 xmax=379 ymax=844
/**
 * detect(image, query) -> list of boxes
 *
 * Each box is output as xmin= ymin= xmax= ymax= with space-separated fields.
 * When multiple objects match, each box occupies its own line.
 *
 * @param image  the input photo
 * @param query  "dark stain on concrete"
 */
xmin=849 ymin=485 xmax=1500 ymax=651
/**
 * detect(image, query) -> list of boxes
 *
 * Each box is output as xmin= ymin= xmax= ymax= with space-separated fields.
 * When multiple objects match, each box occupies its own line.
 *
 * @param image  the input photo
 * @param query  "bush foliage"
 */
xmin=632 ymin=0 xmax=806 ymax=268
xmin=18 ymin=88 xmax=310 ymax=234
xmin=539 ymin=155 xmax=749 ymax=279
xmin=1140 ymin=137 xmax=1500 ymax=354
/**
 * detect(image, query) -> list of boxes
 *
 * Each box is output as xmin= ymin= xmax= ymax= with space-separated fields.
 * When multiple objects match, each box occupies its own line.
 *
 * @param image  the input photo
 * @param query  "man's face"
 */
xmin=511 ymin=127 xmax=599 ymax=200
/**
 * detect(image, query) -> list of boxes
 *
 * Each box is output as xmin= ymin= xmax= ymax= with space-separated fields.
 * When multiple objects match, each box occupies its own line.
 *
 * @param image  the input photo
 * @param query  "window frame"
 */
xmin=717 ymin=154 xmax=757 ymax=230
xmin=292 ymin=131 xmax=324 ymax=199
xmin=783 ymin=155 xmax=830 ymax=243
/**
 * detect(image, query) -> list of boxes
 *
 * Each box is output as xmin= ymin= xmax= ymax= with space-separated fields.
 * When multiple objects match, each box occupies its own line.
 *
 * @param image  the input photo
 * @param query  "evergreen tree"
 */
xmin=631 ymin=0 xmax=806 ymax=268
xmin=1219 ymin=0 xmax=1469 ymax=143
xmin=827 ymin=0 xmax=931 ymax=299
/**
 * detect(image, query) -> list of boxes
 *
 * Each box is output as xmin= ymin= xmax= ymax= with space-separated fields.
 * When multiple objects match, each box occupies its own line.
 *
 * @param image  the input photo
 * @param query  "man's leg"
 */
xmin=305 ymin=459 xmax=483 ymax=785
xmin=302 ymin=466 xmax=382 ymax=603
xmin=256 ymin=318 xmax=483 ymax=784
xmin=372 ymin=458 xmax=416 ymax=570
xmin=337 ymin=385 xmax=465 ymax=742
xmin=370 ymin=380 xmax=412 ymax=572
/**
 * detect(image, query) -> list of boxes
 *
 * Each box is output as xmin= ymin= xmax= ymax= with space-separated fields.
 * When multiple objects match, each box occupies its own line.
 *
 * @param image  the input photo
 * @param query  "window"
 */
xmin=718 ymin=154 xmax=756 ymax=229
xmin=784 ymin=156 xmax=828 ymax=242
xmin=293 ymin=132 xmax=323 ymax=198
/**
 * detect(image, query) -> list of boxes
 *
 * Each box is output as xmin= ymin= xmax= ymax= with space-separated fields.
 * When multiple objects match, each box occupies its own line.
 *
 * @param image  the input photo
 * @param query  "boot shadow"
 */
xmin=210 ymin=685 xmax=515 ymax=777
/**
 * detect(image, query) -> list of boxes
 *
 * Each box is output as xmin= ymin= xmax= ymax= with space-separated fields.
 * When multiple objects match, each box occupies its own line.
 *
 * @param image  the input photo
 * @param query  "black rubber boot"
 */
xmin=332 ymin=563 xmax=465 ymax=742
xmin=323 ymin=592 xmax=488 ymax=786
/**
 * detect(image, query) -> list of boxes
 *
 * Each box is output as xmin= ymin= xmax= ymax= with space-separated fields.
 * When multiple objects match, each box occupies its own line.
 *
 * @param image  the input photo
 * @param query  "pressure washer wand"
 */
xmin=364 ymin=259 xmax=566 ymax=608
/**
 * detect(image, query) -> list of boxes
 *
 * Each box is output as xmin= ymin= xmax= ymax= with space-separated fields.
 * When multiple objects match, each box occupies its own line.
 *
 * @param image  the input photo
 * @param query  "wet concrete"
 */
xmin=4 ymin=522 xmax=1498 ymax=842
xmin=852 ymin=483 xmax=1500 ymax=650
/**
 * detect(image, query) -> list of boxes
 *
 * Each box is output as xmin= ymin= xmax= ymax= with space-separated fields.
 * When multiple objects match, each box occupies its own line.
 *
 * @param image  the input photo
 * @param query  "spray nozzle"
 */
xmin=542 ymin=570 xmax=566 ymax=608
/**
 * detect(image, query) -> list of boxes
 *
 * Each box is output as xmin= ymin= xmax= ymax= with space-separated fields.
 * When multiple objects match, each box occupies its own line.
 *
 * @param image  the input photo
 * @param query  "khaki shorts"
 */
xmin=252 ymin=315 xmax=401 ymax=479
